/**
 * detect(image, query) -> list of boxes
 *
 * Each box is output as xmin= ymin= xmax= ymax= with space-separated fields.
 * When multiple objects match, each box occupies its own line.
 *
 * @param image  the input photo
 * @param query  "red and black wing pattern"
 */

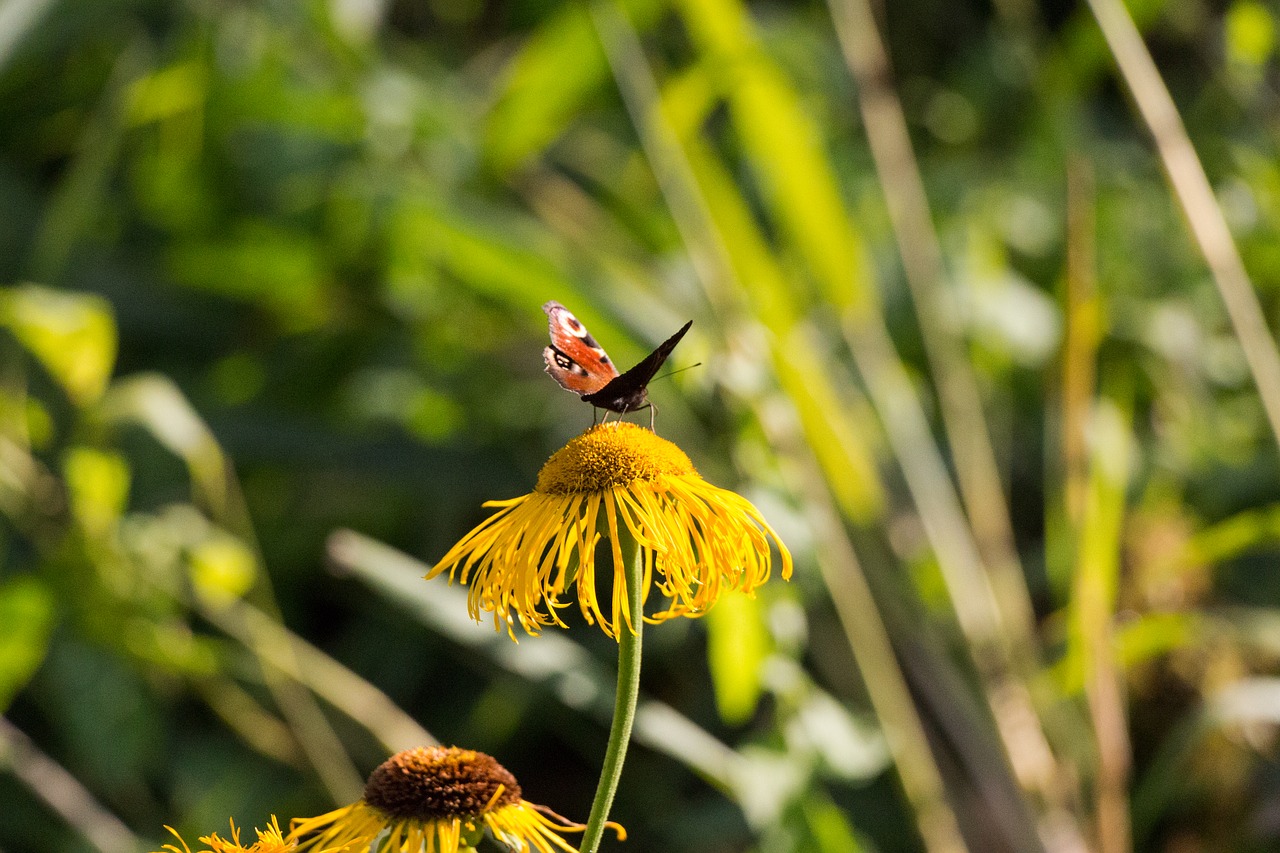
xmin=543 ymin=300 xmax=692 ymax=415
xmin=542 ymin=301 xmax=619 ymax=395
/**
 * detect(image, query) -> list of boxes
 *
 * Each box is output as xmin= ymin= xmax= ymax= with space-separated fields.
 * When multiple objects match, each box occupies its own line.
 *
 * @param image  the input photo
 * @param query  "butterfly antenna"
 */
xmin=653 ymin=362 xmax=702 ymax=383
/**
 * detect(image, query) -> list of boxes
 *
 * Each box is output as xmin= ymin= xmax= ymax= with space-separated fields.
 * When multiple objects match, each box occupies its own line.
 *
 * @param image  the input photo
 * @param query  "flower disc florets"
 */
xmin=429 ymin=422 xmax=793 ymax=639
xmin=288 ymin=745 xmax=612 ymax=853
xmin=537 ymin=423 xmax=694 ymax=494
xmin=363 ymin=746 xmax=520 ymax=821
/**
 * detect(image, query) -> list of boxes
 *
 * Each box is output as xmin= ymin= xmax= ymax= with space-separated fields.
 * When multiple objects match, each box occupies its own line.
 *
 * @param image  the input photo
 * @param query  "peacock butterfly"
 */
xmin=542 ymin=300 xmax=691 ymax=424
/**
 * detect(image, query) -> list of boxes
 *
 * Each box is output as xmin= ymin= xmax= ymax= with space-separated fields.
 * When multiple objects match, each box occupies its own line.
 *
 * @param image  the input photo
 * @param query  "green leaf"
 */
xmin=0 ymin=284 xmax=117 ymax=406
xmin=190 ymin=533 xmax=259 ymax=605
xmin=484 ymin=0 xmax=665 ymax=172
xmin=1225 ymin=1 xmax=1275 ymax=68
xmin=167 ymin=222 xmax=330 ymax=330
xmin=679 ymin=135 xmax=884 ymax=520
xmin=802 ymin=795 xmax=866 ymax=853
xmin=63 ymin=446 xmax=130 ymax=539
xmin=0 ymin=577 xmax=56 ymax=713
xmin=706 ymin=590 xmax=769 ymax=724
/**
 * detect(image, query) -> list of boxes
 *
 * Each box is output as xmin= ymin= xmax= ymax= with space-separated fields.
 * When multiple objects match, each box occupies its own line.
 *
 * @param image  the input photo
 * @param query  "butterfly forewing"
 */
xmin=543 ymin=300 xmax=692 ymax=416
xmin=542 ymin=301 xmax=619 ymax=394
xmin=581 ymin=320 xmax=692 ymax=413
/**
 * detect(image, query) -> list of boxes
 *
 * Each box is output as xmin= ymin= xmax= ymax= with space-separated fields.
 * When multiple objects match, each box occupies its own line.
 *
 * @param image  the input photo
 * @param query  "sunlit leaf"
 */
xmin=0 ymin=577 xmax=56 ymax=713
xmin=63 ymin=446 xmax=129 ymax=539
xmin=126 ymin=60 xmax=206 ymax=126
xmin=190 ymin=533 xmax=258 ymax=605
xmin=1226 ymin=1 xmax=1275 ymax=68
xmin=0 ymin=284 xmax=116 ymax=406
xmin=802 ymin=796 xmax=866 ymax=853
xmin=706 ymin=590 xmax=768 ymax=724
xmin=168 ymin=223 xmax=330 ymax=329
xmin=678 ymin=133 xmax=884 ymax=520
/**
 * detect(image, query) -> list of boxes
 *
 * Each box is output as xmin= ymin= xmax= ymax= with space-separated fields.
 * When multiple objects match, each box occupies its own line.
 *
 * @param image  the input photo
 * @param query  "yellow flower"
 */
xmin=158 ymin=816 xmax=298 ymax=853
xmin=288 ymin=746 xmax=617 ymax=853
xmin=429 ymin=422 xmax=792 ymax=639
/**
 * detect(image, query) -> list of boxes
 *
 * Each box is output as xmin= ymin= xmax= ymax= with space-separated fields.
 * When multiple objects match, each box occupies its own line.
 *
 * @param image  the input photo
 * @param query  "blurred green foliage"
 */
xmin=3 ymin=0 xmax=1280 ymax=852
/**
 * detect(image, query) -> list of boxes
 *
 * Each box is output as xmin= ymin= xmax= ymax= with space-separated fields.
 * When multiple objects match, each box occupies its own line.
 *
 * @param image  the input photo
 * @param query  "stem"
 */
xmin=578 ymin=528 xmax=643 ymax=853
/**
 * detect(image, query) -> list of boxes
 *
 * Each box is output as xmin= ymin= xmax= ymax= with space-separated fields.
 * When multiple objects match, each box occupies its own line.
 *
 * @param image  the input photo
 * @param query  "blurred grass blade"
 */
xmin=0 ymin=0 xmax=56 ymax=72
xmin=0 ymin=717 xmax=139 ymax=853
xmin=1049 ymin=158 xmax=1105 ymax=598
xmin=801 ymin=792 xmax=868 ymax=852
xmin=29 ymin=39 xmax=147 ymax=282
xmin=1181 ymin=504 xmax=1280 ymax=568
xmin=391 ymin=201 xmax=636 ymax=345
xmin=100 ymin=373 xmax=365 ymax=802
xmin=100 ymin=374 xmax=232 ymax=520
xmin=484 ymin=0 xmax=664 ymax=172
xmin=1114 ymin=612 xmax=1201 ymax=673
xmin=659 ymin=4 xmax=1078 ymax=846
xmin=662 ymin=0 xmax=1026 ymax=709
xmin=674 ymin=0 xmax=873 ymax=316
xmin=193 ymin=676 xmax=301 ymax=766
xmin=826 ymin=0 xmax=1037 ymax=655
xmin=1068 ymin=393 xmax=1134 ymax=853
xmin=778 ymin=446 xmax=971 ymax=853
xmin=590 ymin=0 xmax=885 ymax=522
xmin=196 ymin=597 xmax=437 ymax=756
xmin=1086 ymin=0 xmax=1280 ymax=449
xmin=592 ymin=6 xmax=970 ymax=850
xmin=1062 ymin=159 xmax=1102 ymax=532
xmin=683 ymin=143 xmax=885 ymax=521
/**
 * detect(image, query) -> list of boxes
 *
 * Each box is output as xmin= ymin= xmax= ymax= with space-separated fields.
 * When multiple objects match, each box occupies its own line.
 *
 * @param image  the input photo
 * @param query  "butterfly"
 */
xmin=542 ymin=300 xmax=692 ymax=427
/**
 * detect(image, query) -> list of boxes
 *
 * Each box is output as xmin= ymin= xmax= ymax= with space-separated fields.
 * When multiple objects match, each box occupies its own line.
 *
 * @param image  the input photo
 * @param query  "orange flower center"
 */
xmin=536 ymin=422 xmax=695 ymax=495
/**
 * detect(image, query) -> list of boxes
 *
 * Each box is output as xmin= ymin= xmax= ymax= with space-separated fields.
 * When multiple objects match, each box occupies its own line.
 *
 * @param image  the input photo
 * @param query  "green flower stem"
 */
xmin=579 ymin=528 xmax=643 ymax=853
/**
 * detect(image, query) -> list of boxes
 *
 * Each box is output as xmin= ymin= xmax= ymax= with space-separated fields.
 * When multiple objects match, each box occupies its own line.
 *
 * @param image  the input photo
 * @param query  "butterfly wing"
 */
xmin=542 ymin=301 xmax=620 ymax=395
xmin=582 ymin=320 xmax=692 ymax=413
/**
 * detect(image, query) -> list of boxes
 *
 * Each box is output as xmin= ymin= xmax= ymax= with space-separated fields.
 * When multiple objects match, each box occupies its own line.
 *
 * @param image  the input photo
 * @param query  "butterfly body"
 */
xmin=542 ymin=301 xmax=691 ymax=418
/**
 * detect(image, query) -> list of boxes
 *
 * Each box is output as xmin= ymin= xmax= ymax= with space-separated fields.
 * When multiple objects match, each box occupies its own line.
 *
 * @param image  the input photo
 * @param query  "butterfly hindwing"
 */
xmin=542 ymin=301 xmax=619 ymax=395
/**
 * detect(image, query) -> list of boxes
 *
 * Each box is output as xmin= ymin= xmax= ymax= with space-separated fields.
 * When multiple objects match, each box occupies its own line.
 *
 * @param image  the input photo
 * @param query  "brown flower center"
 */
xmin=362 ymin=746 xmax=522 ymax=821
